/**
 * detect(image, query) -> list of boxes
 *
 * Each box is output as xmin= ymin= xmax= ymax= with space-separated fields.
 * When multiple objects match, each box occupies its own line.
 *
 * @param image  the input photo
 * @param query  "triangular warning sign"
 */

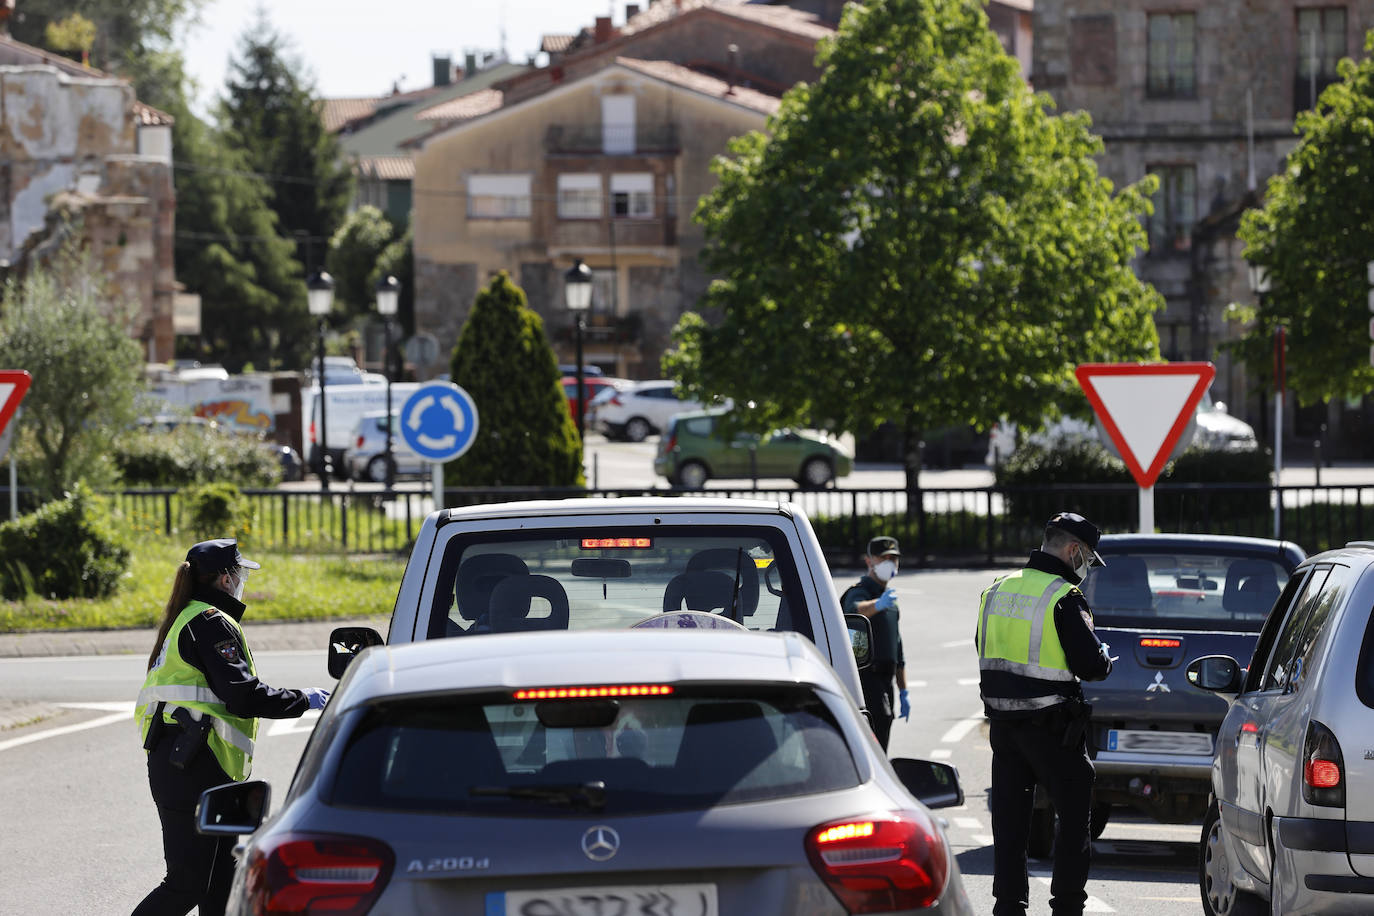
xmin=1075 ymin=363 xmax=1215 ymax=489
xmin=0 ymin=371 xmax=32 ymax=437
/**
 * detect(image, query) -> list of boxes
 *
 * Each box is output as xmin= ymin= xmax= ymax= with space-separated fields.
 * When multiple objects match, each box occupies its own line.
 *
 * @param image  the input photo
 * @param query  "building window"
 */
xmin=592 ymin=268 xmax=617 ymax=314
xmin=611 ymin=173 xmax=653 ymax=218
xmin=1296 ymin=6 xmax=1346 ymax=111
xmin=467 ymin=174 xmax=531 ymax=219
xmin=1148 ymin=164 xmax=1196 ymax=254
xmin=557 ymin=173 xmax=602 ymax=219
xmin=1147 ymin=12 xmax=1196 ymax=98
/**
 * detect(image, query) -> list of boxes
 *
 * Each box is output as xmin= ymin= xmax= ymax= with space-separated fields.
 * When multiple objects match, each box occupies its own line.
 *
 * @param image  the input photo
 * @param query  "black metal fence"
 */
xmin=47 ymin=480 xmax=1369 ymax=567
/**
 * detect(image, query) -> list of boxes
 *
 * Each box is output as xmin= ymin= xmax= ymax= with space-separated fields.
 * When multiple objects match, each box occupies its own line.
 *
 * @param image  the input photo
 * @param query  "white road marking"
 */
xmin=906 ymin=680 xmax=928 ymax=688
xmin=929 ymin=748 xmax=952 ymax=759
xmin=265 ymin=711 xmax=321 ymax=736
xmin=954 ymin=817 xmax=983 ymax=830
xmin=957 ymin=677 xmax=980 ymax=686
xmin=0 ymin=710 xmax=131 ymax=752
xmin=939 ymin=709 xmax=985 ymax=744
xmin=971 ymin=833 xmax=994 ymax=846
xmin=1030 ymin=870 xmax=1114 ymax=912
xmin=0 ymin=701 xmax=320 ymax=751
xmin=940 ymin=638 xmax=974 ymax=649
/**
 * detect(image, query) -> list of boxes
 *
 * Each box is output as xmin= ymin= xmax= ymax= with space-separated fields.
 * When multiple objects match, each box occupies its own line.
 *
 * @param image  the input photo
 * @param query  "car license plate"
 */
xmin=491 ymin=883 xmax=718 ymax=916
xmin=1106 ymin=729 xmax=1213 ymax=755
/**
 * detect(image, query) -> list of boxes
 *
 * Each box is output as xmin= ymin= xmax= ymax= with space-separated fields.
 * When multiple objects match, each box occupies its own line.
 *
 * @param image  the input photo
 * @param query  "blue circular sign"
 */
xmin=398 ymin=382 xmax=479 ymax=462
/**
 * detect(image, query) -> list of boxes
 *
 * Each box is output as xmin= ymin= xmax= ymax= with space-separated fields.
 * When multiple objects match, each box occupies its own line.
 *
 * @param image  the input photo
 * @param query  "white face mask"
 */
xmin=1071 ymin=546 xmax=1091 ymax=582
xmin=873 ymin=559 xmax=898 ymax=582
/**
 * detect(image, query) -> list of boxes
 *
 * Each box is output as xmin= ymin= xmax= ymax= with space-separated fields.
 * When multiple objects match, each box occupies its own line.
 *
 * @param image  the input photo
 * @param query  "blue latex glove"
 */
xmin=303 ymin=687 xmax=331 ymax=710
xmin=874 ymin=587 xmax=897 ymax=611
xmin=899 ymin=689 xmax=910 ymax=721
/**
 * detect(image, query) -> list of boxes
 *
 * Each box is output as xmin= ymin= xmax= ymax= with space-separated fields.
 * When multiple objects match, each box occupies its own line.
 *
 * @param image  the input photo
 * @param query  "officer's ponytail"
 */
xmin=146 ymin=561 xmax=197 ymax=670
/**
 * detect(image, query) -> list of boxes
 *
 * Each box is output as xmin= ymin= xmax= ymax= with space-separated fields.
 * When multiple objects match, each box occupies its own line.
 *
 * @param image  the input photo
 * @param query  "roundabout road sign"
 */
xmin=398 ymin=382 xmax=479 ymax=462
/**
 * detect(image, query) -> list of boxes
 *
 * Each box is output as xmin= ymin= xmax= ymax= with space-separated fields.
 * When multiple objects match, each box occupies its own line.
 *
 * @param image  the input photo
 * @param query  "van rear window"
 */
xmin=1084 ymin=551 xmax=1292 ymax=632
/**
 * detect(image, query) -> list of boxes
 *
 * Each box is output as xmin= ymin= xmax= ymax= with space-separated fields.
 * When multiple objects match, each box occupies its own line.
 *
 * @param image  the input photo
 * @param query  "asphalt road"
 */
xmin=0 ymin=568 xmax=1208 ymax=915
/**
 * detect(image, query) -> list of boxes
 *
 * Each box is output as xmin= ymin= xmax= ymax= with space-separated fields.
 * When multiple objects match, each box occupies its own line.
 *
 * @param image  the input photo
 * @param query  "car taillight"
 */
xmin=805 ymin=811 xmax=949 ymax=913
xmin=609 ymin=394 xmax=623 ymax=406
xmin=244 ymin=832 xmax=393 ymax=915
xmin=356 ymin=435 xmax=365 ymax=449
xmin=663 ymin=431 xmax=677 ymax=454
xmin=1303 ymin=720 xmax=1345 ymax=807
xmin=309 ymin=423 xmax=316 ymax=445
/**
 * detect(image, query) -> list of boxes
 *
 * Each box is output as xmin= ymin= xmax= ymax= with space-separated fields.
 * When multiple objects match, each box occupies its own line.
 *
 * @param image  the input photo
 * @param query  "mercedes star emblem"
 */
xmin=581 ymin=825 xmax=620 ymax=862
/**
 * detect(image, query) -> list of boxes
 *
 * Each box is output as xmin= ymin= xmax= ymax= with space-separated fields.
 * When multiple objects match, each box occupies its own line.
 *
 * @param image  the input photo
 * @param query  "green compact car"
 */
xmin=654 ymin=408 xmax=853 ymax=489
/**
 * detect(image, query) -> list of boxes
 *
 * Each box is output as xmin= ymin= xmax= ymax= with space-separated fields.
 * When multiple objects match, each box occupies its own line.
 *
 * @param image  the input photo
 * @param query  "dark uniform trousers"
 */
xmin=989 ymin=704 xmax=1095 ymax=916
xmin=858 ymin=661 xmax=896 ymax=750
xmin=131 ymin=731 xmax=237 ymax=916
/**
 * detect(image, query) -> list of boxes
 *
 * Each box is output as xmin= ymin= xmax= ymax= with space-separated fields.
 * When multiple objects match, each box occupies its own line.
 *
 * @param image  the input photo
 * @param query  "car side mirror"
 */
xmin=328 ymin=626 xmax=384 ymax=679
xmin=197 ymin=779 xmax=270 ymax=836
xmin=890 ymin=758 xmax=964 ymax=810
xmin=846 ymin=613 xmax=873 ymax=669
xmin=1186 ymin=655 xmax=1243 ymax=693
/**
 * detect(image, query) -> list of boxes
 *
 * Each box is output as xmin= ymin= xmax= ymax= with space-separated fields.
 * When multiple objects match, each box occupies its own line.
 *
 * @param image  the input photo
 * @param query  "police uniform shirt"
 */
xmin=841 ymin=575 xmax=905 ymax=670
xmin=177 ymin=585 xmax=310 ymax=719
xmin=977 ymin=549 xmax=1112 ymax=719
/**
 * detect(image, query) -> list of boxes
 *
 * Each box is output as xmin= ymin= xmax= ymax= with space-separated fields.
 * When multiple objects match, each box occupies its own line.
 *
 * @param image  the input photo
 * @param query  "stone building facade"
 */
xmin=1032 ymin=0 xmax=1374 ymax=456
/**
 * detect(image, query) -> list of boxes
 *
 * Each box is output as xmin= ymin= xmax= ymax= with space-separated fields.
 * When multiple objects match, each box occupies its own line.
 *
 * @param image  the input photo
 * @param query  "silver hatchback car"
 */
xmin=1189 ymin=540 xmax=1374 ymax=915
xmin=200 ymin=629 xmax=973 ymax=915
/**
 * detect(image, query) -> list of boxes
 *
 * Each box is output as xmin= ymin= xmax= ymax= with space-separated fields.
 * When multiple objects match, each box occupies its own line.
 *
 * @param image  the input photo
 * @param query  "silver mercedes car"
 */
xmin=199 ymin=628 xmax=972 ymax=915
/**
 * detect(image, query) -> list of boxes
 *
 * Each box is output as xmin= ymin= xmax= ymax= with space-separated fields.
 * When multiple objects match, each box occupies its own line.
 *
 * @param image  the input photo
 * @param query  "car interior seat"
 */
xmin=454 ymin=553 xmax=529 ymax=633
xmin=375 ymin=713 xmax=507 ymax=807
xmin=487 ymin=574 xmax=571 ymax=632
xmin=1223 ymin=560 xmax=1281 ymax=617
xmin=674 ymin=701 xmax=779 ymax=793
xmin=685 ymin=548 xmax=760 ymax=619
xmin=662 ymin=570 xmax=740 ymax=618
xmin=1085 ymin=556 xmax=1153 ymax=612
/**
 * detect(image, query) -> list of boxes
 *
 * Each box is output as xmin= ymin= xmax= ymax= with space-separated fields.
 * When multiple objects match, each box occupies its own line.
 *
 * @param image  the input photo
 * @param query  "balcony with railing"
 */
xmin=549 ymin=216 xmax=676 ymax=249
xmin=545 ymin=123 xmax=680 ymax=156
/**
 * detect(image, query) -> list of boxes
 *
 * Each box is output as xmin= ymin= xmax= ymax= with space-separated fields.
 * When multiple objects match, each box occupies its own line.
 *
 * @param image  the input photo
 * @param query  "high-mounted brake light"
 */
xmin=806 ymin=811 xmax=949 ymax=913
xmin=244 ymin=832 xmax=393 ymax=915
xmin=1139 ymin=638 xmax=1182 ymax=648
xmin=514 ymin=684 xmax=674 ymax=700
xmin=309 ymin=422 xmax=317 ymax=445
xmin=581 ymin=537 xmax=653 ymax=549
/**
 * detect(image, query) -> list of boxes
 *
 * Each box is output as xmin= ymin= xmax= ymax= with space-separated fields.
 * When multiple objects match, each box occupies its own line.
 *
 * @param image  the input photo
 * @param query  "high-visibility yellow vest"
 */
xmin=976 ymin=568 xmax=1079 ymax=712
xmin=135 ymin=601 xmax=258 ymax=780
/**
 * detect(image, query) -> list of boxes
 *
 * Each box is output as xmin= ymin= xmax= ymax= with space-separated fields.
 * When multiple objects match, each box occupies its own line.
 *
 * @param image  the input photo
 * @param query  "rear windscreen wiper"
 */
xmin=470 ymin=780 xmax=607 ymax=810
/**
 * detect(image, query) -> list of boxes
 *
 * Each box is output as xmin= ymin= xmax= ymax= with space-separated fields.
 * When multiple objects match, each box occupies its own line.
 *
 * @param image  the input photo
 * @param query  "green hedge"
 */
xmin=114 ymin=426 xmax=281 ymax=487
xmin=0 ymin=483 xmax=131 ymax=599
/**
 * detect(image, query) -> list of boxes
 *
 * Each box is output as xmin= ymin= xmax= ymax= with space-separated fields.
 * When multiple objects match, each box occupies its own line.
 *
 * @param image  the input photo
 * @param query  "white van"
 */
xmin=303 ymin=382 xmax=419 ymax=478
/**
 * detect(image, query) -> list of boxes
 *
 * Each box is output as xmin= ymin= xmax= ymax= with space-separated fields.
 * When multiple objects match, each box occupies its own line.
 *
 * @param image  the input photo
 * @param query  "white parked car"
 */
xmin=342 ymin=410 xmax=425 ymax=482
xmin=592 ymin=379 xmax=703 ymax=442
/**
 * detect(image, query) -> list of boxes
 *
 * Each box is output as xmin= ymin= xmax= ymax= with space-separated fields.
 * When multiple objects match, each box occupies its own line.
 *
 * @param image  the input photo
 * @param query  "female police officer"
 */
xmin=132 ymin=538 xmax=330 ymax=916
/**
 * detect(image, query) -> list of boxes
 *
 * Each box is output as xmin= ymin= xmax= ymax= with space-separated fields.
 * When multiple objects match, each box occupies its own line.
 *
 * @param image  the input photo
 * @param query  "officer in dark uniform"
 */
xmin=132 ymin=539 xmax=330 ymax=916
xmin=976 ymin=512 xmax=1114 ymax=916
xmin=841 ymin=535 xmax=907 ymax=751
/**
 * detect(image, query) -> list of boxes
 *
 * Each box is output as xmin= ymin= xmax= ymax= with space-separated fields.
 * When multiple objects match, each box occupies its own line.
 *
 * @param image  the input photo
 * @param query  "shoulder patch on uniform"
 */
xmin=215 ymin=639 xmax=241 ymax=663
xmin=1080 ymin=609 xmax=1095 ymax=630
xmin=203 ymin=606 xmax=219 ymax=618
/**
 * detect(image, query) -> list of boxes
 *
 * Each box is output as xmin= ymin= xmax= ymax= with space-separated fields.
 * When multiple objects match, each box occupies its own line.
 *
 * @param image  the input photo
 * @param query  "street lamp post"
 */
xmin=375 ymin=274 xmax=401 ymax=491
xmin=563 ymin=258 xmax=593 ymax=441
xmin=1248 ymin=264 xmax=1279 ymax=536
xmin=307 ymin=270 xmax=335 ymax=490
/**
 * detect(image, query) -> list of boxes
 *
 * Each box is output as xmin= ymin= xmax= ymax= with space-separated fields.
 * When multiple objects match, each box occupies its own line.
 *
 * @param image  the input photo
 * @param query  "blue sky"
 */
xmin=180 ymin=0 xmax=624 ymax=113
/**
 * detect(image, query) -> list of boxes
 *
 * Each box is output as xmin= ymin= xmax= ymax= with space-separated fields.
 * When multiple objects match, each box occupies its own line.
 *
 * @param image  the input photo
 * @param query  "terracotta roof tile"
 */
xmin=321 ymin=97 xmax=380 ymax=132
xmin=540 ymin=34 xmax=575 ymax=53
xmin=615 ymin=57 xmax=781 ymax=115
xmin=355 ymin=155 xmax=415 ymax=181
xmin=133 ymin=101 xmax=174 ymax=126
xmin=415 ymin=87 xmax=505 ymax=122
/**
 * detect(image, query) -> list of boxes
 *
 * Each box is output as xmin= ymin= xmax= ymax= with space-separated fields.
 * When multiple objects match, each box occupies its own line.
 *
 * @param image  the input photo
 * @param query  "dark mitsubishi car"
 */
xmin=1028 ymin=533 xmax=1306 ymax=855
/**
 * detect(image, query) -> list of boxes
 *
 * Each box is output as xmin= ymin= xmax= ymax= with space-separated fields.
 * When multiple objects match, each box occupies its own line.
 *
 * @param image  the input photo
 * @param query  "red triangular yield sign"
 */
xmin=0 ymin=371 xmax=32 ymax=437
xmin=1075 ymin=362 xmax=1216 ymax=488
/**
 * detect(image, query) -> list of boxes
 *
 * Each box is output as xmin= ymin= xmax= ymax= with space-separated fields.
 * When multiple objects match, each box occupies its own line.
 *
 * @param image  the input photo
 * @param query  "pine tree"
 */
xmin=447 ymin=273 xmax=583 ymax=487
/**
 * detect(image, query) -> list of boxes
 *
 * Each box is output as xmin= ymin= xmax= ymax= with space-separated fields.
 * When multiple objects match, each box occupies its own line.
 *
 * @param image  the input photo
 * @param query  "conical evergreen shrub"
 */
xmin=446 ymin=272 xmax=584 ymax=487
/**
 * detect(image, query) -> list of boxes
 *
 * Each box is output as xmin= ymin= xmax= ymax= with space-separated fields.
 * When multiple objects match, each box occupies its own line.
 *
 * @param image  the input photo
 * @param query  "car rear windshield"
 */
xmin=422 ymin=525 xmax=813 ymax=641
xmin=1083 ymin=550 xmax=1292 ymax=632
xmin=328 ymin=686 xmax=860 ymax=815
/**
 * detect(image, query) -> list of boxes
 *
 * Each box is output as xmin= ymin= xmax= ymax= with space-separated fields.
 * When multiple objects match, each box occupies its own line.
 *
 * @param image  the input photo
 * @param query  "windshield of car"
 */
xmin=1083 ymin=550 xmax=1291 ymax=631
xmin=328 ymin=686 xmax=860 ymax=815
xmin=423 ymin=525 xmax=812 ymax=640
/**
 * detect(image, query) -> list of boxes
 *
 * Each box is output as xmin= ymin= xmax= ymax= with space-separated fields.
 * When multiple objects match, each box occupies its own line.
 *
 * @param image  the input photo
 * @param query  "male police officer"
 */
xmin=841 ymin=535 xmax=907 ymax=751
xmin=976 ymin=512 xmax=1114 ymax=916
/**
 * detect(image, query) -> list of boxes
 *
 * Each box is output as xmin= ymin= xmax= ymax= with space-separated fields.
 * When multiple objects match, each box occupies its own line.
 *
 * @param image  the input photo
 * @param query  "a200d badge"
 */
xmin=406 ymin=856 xmax=490 ymax=874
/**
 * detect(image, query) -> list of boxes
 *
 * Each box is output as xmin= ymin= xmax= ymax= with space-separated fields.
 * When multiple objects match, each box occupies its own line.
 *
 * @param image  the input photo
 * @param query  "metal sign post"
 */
xmin=397 ymin=382 xmax=480 ymax=512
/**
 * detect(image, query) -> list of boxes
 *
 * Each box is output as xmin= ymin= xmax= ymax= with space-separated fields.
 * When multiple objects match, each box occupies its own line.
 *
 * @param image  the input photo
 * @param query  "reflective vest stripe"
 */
xmin=980 ymin=657 xmax=1078 ymax=681
xmin=977 ymin=581 xmax=1002 ymax=654
xmin=136 ymin=685 xmax=219 ymax=707
xmin=1025 ymin=578 xmax=1066 ymax=669
xmin=164 ymin=703 xmax=256 ymax=756
xmin=977 ymin=570 xmax=1078 ymax=685
xmin=984 ymin=693 xmax=1068 ymax=712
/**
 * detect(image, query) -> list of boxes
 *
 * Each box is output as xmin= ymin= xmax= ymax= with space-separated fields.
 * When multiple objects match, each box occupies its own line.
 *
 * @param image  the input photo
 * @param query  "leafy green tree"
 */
xmin=0 ymin=244 xmax=146 ymax=498
xmin=372 ymin=226 xmax=415 ymax=338
xmin=220 ymin=11 xmax=353 ymax=273
xmin=326 ymin=206 xmax=395 ymax=320
xmin=664 ymin=0 xmax=1163 ymax=492
xmin=43 ymin=12 xmax=96 ymax=65
xmin=1231 ymin=36 xmax=1374 ymax=403
xmin=132 ymin=54 xmax=311 ymax=371
xmin=447 ymin=273 xmax=583 ymax=487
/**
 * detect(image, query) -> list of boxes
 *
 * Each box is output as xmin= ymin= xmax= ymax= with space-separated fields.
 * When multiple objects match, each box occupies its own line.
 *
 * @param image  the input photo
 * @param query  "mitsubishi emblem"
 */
xmin=1146 ymin=672 xmax=1171 ymax=693
xmin=581 ymin=825 xmax=620 ymax=862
